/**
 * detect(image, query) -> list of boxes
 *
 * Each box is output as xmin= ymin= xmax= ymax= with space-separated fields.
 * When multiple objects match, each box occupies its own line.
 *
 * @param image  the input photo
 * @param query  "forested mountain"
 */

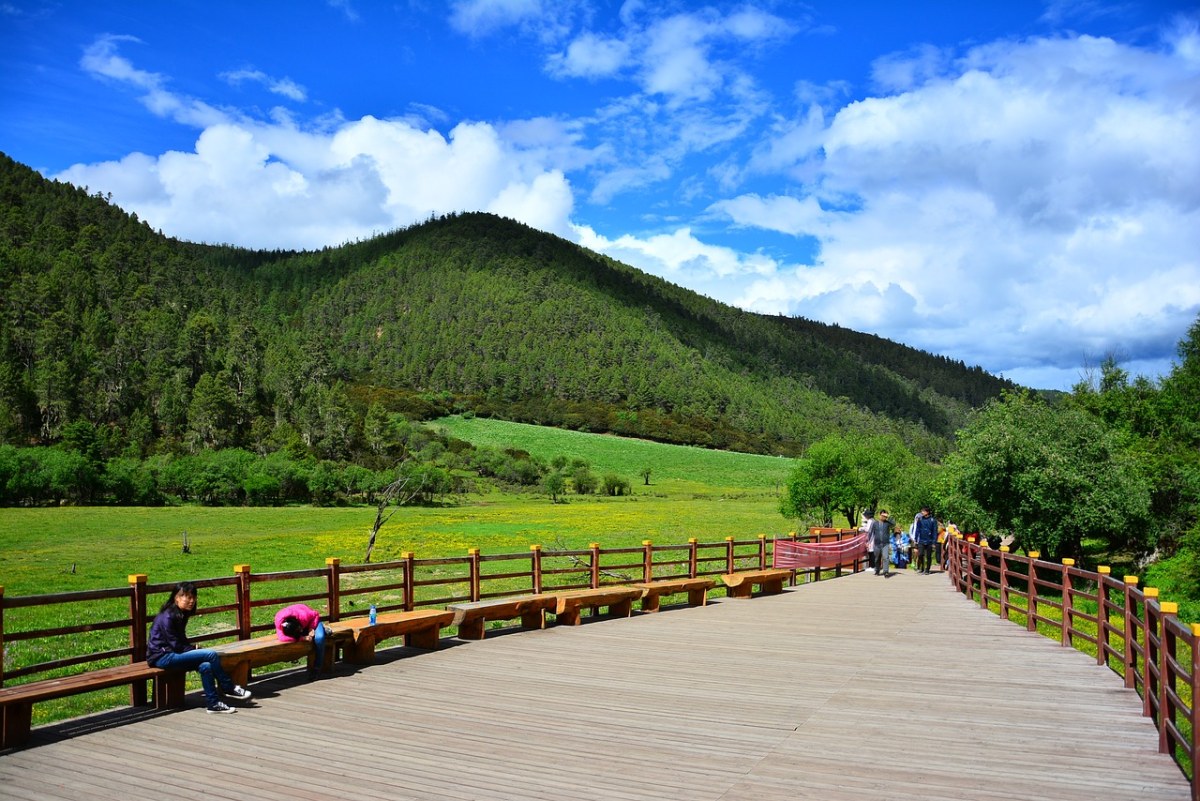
xmin=0 ymin=152 xmax=1013 ymax=463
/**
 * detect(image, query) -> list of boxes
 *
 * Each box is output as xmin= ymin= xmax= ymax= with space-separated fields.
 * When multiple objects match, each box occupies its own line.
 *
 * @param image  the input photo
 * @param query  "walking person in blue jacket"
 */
xmin=871 ymin=510 xmax=894 ymax=576
xmin=146 ymin=581 xmax=253 ymax=714
xmin=913 ymin=507 xmax=939 ymax=574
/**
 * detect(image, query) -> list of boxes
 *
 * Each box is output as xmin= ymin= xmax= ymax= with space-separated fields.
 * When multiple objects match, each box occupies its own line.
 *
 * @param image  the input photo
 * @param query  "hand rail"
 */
xmin=946 ymin=535 xmax=1197 ymax=798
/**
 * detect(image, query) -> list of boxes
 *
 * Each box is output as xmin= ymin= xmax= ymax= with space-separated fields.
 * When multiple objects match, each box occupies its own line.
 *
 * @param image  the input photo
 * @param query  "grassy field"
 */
xmin=1 ymin=420 xmax=795 ymax=595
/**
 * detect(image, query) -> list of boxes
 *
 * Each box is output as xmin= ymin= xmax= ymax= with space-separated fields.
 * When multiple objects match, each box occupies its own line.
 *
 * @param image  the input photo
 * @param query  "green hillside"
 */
xmin=0 ymin=151 xmax=1014 ymax=467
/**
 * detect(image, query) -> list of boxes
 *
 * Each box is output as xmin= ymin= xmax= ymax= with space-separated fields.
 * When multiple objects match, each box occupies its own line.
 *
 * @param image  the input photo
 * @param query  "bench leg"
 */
xmin=640 ymin=594 xmax=662 ymax=613
xmin=405 ymin=625 xmax=441 ymax=650
xmin=2 ymin=702 xmax=33 ymax=749
xmin=154 ymin=671 xmax=186 ymax=709
xmin=519 ymin=610 xmax=545 ymax=630
xmin=728 ymin=584 xmax=752 ymax=599
xmin=458 ymin=618 xmax=486 ymax=640
xmin=344 ymin=636 xmax=376 ymax=665
xmin=763 ymin=579 xmax=784 ymax=595
xmin=612 ymin=599 xmax=633 ymax=618
xmin=687 ymin=588 xmax=707 ymax=607
xmin=558 ymin=608 xmax=582 ymax=626
xmin=227 ymin=661 xmax=251 ymax=688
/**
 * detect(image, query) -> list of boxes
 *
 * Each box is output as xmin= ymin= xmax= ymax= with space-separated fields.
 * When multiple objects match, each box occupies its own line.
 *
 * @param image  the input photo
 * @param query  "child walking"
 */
xmin=146 ymin=581 xmax=253 ymax=714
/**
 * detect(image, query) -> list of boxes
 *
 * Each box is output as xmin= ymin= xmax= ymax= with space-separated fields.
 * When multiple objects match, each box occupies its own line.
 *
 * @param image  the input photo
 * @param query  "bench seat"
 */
xmin=551 ymin=586 xmax=643 ymax=626
xmin=447 ymin=595 xmax=557 ymax=640
xmin=630 ymin=577 xmax=717 ymax=612
xmin=212 ymin=629 xmax=354 ymax=687
xmin=326 ymin=609 xmax=454 ymax=664
xmin=720 ymin=569 xmax=792 ymax=599
xmin=0 ymin=662 xmax=184 ymax=749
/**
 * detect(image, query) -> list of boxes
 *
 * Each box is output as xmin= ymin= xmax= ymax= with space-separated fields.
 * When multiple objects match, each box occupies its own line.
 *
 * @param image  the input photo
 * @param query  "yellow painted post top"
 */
xmin=588 ymin=543 xmax=599 ymax=550
xmin=325 ymin=557 xmax=340 ymax=566
xmin=999 ymin=545 xmax=1010 ymax=552
xmin=1124 ymin=575 xmax=1139 ymax=585
xmin=688 ymin=537 xmax=697 ymax=544
xmin=1062 ymin=558 xmax=1075 ymax=566
xmin=1098 ymin=566 xmax=1111 ymax=575
xmin=1028 ymin=551 xmax=1040 ymax=559
xmin=468 ymin=548 xmax=479 ymax=556
xmin=530 ymin=545 xmax=542 ymax=552
xmin=128 ymin=574 xmax=147 ymax=585
xmin=757 ymin=534 xmax=766 ymax=540
xmin=1160 ymin=602 xmax=1178 ymax=615
xmin=642 ymin=540 xmax=652 ymax=546
xmin=1145 ymin=587 xmax=1159 ymax=598
xmin=725 ymin=536 xmax=734 ymax=542
xmin=954 ymin=533 xmax=963 ymax=539
xmin=401 ymin=551 xmax=414 ymax=559
xmin=234 ymin=564 xmax=250 ymax=574
xmin=1191 ymin=623 xmax=1200 ymax=637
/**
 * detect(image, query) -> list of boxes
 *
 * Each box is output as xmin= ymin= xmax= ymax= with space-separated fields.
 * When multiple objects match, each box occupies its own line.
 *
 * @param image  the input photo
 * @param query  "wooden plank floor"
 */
xmin=1 ymin=570 xmax=1191 ymax=800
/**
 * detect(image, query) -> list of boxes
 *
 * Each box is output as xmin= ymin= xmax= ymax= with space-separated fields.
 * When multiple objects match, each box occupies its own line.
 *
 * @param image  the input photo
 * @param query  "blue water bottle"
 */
xmin=369 ymin=604 xmax=377 ymax=625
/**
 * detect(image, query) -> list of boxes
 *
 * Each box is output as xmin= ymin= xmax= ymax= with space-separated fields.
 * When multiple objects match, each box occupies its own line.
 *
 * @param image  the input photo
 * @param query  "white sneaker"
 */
xmin=206 ymin=701 xmax=237 ymax=714
xmin=225 ymin=685 xmax=253 ymax=701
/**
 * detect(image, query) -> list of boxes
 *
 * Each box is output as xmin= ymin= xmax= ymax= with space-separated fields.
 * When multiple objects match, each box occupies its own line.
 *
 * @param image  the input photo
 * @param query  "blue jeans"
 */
xmin=312 ymin=623 xmax=328 ymax=672
xmin=154 ymin=649 xmax=234 ymax=706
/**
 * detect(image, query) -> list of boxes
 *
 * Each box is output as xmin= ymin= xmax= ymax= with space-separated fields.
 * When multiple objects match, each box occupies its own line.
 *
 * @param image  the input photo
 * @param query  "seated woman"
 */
xmin=890 ymin=531 xmax=913 ymax=569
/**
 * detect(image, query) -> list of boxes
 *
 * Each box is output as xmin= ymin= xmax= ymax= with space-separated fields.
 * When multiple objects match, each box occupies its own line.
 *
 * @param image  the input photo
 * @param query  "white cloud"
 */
xmin=448 ymin=0 xmax=573 ymax=43
xmin=709 ymin=31 xmax=1200 ymax=385
xmin=548 ymin=32 xmax=631 ymax=79
xmin=221 ymin=69 xmax=307 ymax=102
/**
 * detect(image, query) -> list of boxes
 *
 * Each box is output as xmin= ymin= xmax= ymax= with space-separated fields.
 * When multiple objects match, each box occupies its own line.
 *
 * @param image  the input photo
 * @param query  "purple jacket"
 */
xmin=145 ymin=607 xmax=193 ymax=666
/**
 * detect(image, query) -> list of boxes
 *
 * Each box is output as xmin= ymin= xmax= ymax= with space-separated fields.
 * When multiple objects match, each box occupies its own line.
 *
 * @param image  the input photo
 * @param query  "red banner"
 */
xmin=773 ymin=534 xmax=868 ymax=570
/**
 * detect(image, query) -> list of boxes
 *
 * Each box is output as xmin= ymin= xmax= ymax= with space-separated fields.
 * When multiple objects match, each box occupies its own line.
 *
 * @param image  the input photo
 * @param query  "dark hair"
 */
xmin=280 ymin=616 xmax=305 ymax=639
xmin=158 ymin=581 xmax=198 ymax=616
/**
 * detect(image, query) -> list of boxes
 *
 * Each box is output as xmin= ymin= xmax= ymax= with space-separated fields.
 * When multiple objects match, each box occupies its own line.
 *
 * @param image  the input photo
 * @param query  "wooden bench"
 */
xmin=447 ymin=595 xmax=557 ymax=640
xmin=0 ymin=662 xmax=185 ymax=749
xmin=326 ymin=609 xmax=454 ymax=664
xmin=211 ymin=629 xmax=354 ymax=687
xmin=551 ymin=586 xmax=643 ymax=626
xmin=720 ymin=569 xmax=792 ymax=599
xmin=630 ymin=577 xmax=717 ymax=612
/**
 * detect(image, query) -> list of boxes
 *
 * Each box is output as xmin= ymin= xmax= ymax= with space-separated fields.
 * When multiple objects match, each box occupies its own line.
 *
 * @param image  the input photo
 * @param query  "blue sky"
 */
xmin=2 ymin=0 xmax=1198 ymax=391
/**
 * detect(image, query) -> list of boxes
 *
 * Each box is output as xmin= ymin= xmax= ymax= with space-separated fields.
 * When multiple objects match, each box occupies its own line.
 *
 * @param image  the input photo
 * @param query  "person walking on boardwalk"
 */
xmin=871 ymin=510 xmax=894 ymax=576
xmin=913 ymin=507 xmax=939 ymax=574
xmin=275 ymin=603 xmax=330 ymax=680
xmin=146 ymin=581 xmax=253 ymax=714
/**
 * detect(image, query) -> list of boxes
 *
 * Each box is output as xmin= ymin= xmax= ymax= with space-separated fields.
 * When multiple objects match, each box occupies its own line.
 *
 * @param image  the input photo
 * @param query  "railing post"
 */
xmin=998 ymin=546 xmax=1010 ymax=620
xmin=326 ymin=558 xmax=341 ymax=621
xmin=468 ymin=548 xmax=481 ymax=602
xmin=978 ymin=541 xmax=988 ymax=610
xmin=1157 ymin=600 xmax=1176 ymax=755
xmin=725 ymin=536 xmax=735 ymax=574
xmin=1027 ymin=551 xmax=1041 ymax=632
xmin=402 ymin=552 xmax=415 ymax=611
xmin=530 ymin=545 xmax=543 ymax=594
xmin=128 ymin=574 xmax=148 ymax=706
xmin=642 ymin=541 xmax=653 ymax=583
xmin=234 ymin=564 xmax=252 ymax=640
xmin=589 ymin=543 xmax=601 ymax=588
xmin=1143 ymin=587 xmax=1159 ymax=719
xmin=1096 ymin=566 xmax=1111 ymax=668
xmin=688 ymin=538 xmax=698 ymax=578
xmin=757 ymin=534 xmax=767 ymax=570
xmin=1189 ymin=621 xmax=1199 ymax=801
xmin=1060 ymin=558 xmax=1075 ymax=647
xmin=1122 ymin=576 xmax=1139 ymax=690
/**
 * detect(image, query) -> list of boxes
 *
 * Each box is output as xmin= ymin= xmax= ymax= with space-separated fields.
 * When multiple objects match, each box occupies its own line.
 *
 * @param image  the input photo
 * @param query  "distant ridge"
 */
xmin=0 ymin=151 xmax=1014 ymax=460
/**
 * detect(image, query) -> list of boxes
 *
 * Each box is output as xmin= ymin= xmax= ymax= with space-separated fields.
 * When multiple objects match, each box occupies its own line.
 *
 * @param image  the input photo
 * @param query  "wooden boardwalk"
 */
xmin=1 ymin=570 xmax=1190 ymax=800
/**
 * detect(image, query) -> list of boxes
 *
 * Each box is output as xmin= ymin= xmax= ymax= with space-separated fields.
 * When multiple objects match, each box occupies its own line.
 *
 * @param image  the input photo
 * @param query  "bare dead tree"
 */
xmin=364 ymin=467 xmax=427 ymax=563
xmin=546 ymin=535 xmax=633 ymax=582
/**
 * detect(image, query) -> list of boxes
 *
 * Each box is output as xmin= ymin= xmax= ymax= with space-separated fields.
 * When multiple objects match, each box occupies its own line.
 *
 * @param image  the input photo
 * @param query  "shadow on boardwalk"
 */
xmin=1 ymin=571 xmax=1190 ymax=801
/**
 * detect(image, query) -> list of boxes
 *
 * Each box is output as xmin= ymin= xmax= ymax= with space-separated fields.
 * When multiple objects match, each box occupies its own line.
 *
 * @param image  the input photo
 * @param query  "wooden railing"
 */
xmin=0 ymin=529 xmax=860 ymax=706
xmin=946 ymin=535 xmax=1199 ymax=800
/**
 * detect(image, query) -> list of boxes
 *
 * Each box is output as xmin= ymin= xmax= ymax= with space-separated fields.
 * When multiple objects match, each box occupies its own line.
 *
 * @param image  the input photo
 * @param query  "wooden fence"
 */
xmin=946 ymin=535 xmax=1199 ymax=800
xmin=0 ymin=529 xmax=859 ymax=700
